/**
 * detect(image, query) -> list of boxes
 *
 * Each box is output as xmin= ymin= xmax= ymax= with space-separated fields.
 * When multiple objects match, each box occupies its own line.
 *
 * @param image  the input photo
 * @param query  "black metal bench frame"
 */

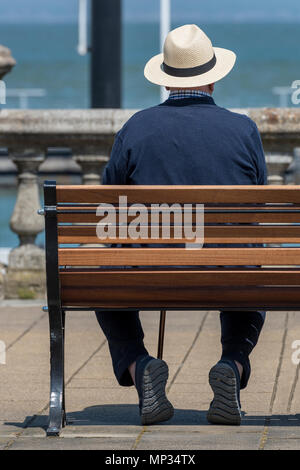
xmin=42 ymin=180 xmax=300 ymax=436
xmin=43 ymin=181 xmax=170 ymax=436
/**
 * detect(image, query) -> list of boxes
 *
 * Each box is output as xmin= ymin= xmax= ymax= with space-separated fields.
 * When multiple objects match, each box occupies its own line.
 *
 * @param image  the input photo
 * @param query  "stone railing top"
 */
xmin=0 ymin=108 xmax=300 ymax=135
xmin=0 ymin=109 xmax=138 ymax=135
xmin=0 ymin=108 xmax=300 ymax=155
xmin=245 ymin=108 xmax=300 ymax=134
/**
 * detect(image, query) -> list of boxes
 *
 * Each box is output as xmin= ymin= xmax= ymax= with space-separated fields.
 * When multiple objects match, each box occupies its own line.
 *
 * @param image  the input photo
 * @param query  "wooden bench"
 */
xmin=42 ymin=180 xmax=300 ymax=436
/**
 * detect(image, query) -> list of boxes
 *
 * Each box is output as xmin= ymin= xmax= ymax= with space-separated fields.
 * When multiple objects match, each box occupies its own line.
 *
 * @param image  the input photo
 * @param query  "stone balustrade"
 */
xmin=0 ymin=45 xmax=16 ymax=80
xmin=0 ymin=107 xmax=299 ymax=299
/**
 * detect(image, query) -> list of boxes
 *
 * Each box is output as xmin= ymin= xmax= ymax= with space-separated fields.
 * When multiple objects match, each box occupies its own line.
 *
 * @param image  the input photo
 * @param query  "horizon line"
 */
xmin=1 ymin=18 xmax=300 ymax=25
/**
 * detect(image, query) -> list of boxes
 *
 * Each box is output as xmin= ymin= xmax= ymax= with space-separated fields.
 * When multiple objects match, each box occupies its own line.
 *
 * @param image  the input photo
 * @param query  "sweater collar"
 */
xmin=168 ymin=90 xmax=212 ymax=100
xmin=161 ymin=94 xmax=216 ymax=106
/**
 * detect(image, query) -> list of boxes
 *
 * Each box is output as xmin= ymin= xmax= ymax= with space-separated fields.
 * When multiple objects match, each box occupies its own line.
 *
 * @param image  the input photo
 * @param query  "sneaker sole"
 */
xmin=140 ymin=359 xmax=174 ymax=425
xmin=207 ymin=363 xmax=241 ymax=425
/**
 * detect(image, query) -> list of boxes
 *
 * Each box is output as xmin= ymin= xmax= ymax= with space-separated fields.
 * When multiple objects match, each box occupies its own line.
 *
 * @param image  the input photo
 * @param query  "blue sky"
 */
xmin=0 ymin=0 xmax=300 ymax=23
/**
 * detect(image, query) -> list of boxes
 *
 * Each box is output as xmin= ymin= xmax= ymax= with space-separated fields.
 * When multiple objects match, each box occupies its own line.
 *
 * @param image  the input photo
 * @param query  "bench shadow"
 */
xmin=5 ymin=405 xmax=300 ymax=432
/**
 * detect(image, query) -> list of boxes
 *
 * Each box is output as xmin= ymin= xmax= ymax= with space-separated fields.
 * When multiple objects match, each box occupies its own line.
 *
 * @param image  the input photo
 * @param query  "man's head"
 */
xmin=144 ymin=24 xmax=235 ymax=90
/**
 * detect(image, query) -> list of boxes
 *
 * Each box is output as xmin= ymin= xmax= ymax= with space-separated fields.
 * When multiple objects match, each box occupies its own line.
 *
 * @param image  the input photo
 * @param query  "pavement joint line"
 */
xmin=5 ymin=433 xmax=139 ymax=439
xmin=3 ymin=431 xmax=23 ymax=450
xmin=166 ymin=311 xmax=209 ymax=394
xmin=6 ymin=311 xmax=47 ymax=351
xmin=258 ymin=312 xmax=289 ymax=450
xmin=0 ymin=300 xmax=46 ymax=308
xmin=287 ymin=331 xmax=300 ymax=413
xmin=2 ymin=309 xmax=48 ymax=449
xmin=64 ymin=337 xmax=107 ymax=388
xmin=259 ymin=423 xmax=270 ymax=450
xmin=131 ymin=426 xmax=147 ymax=450
xmin=4 ymin=310 xmax=300 ymax=449
xmin=60 ymin=433 xmax=139 ymax=439
xmin=130 ymin=312 xmax=209 ymax=451
xmin=3 ymin=337 xmax=108 ymax=449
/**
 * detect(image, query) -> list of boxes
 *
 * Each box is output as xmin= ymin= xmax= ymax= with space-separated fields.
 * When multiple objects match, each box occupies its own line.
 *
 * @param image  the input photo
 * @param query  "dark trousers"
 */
xmin=95 ymin=309 xmax=266 ymax=389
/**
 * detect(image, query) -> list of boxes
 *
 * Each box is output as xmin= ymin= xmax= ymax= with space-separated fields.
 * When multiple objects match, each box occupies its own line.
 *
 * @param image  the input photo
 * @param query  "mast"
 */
xmin=160 ymin=0 xmax=171 ymax=102
xmin=90 ymin=0 xmax=122 ymax=108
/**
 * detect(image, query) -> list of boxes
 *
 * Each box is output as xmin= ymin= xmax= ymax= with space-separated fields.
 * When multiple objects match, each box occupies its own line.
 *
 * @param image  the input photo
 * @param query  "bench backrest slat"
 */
xmin=43 ymin=183 xmax=300 ymax=309
xmin=60 ymin=284 xmax=300 ymax=310
xmin=57 ymin=224 xmax=300 ymax=244
xmin=60 ymin=269 xmax=300 ymax=287
xmin=57 ymin=210 xmax=300 ymax=225
xmin=56 ymin=185 xmax=300 ymax=204
xmin=58 ymin=247 xmax=300 ymax=266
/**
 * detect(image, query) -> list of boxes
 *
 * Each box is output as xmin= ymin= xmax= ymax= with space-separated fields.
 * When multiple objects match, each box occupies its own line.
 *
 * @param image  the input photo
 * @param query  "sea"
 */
xmin=1 ymin=22 xmax=300 ymax=110
xmin=0 ymin=21 xmax=300 ymax=248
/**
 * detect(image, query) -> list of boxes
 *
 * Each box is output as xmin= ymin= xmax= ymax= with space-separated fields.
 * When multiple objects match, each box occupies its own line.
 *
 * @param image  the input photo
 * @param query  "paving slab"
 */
xmin=7 ymin=437 xmax=137 ymax=451
xmin=1 ymin=304 xmax=300 ymax=450
xmin=136 ymin=427 xmax=263 ymax=450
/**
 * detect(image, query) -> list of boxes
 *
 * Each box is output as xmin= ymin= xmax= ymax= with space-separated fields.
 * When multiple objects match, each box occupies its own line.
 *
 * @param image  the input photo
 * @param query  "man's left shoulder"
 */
xmin=216 ymin=106 xmax=258 ymax=133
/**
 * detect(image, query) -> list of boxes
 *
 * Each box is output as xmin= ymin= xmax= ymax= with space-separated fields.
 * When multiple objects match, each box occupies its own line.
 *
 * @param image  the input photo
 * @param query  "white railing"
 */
xmin=5 ymin=89 xmax=46 ymax=109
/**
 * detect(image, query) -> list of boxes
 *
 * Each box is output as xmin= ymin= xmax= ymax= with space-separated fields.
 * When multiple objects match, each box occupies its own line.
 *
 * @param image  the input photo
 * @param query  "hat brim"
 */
xmin=144 ymin=47 xmax=236 ymax=88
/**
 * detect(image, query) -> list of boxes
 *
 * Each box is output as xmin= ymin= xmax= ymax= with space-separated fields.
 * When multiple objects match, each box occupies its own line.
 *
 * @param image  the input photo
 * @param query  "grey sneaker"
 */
xmin=135 ymin=355 xmax=174 ymax=425
xmin=207 ymin=359 xmax=242 ymax=425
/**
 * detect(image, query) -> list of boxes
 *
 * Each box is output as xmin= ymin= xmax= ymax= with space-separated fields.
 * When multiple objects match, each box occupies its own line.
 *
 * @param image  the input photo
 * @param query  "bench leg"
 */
xmin=61 ymin=309 xmax=66 ymax=427
xmin=157 ymin=310 xmax=167 ymax=360
xmin=47 ymin=307 xmax=66 ymax=437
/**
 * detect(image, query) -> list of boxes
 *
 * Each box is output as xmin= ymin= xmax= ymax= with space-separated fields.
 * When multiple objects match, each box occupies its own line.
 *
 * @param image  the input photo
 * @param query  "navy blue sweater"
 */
xmin=102 ymin=96 xmax=267 ymax=186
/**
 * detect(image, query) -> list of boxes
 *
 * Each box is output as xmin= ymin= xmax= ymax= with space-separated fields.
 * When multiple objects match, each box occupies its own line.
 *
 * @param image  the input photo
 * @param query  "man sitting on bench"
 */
xmin=95 ymin=24 xmax=267 ymax=426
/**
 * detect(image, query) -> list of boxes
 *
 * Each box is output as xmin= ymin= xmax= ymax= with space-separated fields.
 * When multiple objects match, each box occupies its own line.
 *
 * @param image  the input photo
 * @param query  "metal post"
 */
xmin=78 ymin=0 xmax=88 ymax=56
xmin=157 ymin=309 xmax=167 ymax=360
xmin=91 ymin=0 xmax=121 ymax=108
xmin=160 ymin=0 xmax=171 ymax=103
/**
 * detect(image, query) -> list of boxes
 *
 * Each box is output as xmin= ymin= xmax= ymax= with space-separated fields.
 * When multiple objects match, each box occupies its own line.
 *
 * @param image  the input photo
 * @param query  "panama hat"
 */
xmin=144 ymin=24 xmax=236 ymax=88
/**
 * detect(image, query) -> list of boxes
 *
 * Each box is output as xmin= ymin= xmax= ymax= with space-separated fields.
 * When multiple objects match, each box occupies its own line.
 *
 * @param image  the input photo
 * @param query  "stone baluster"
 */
xmin=72 ymin=148 xmax=110 ymax=250
xmin=73 ymin=155 xmax=109 ymax=185
xmin=72 ymin=146 xmax=111 ymax=249
xmin=5 ymin=152 xmax=46 ymax=299
xmin=265 ymin=153 xmax=293 ymax=185
xmin=292 ymin=148 xmax=300 ymax=185
xmin=73 ymin=144 xmax=111 ymax=185
xmin=0 ymin=45 xmax=16 ymax=299
xmin=264 ymin=153 xmax=294 ymax=251
xmin=0 ymin=45 xmax=16 ymax=80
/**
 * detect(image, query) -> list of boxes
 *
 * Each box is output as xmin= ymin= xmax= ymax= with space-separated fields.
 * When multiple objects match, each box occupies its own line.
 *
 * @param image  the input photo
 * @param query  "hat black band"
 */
xmin=162 ymin=54 xmax=216 ymax=77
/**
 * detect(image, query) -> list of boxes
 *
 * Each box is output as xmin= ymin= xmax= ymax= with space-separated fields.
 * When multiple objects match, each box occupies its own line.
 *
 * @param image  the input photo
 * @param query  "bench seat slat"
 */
xmin=58 ymin=247 xmax=300 ymax=266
